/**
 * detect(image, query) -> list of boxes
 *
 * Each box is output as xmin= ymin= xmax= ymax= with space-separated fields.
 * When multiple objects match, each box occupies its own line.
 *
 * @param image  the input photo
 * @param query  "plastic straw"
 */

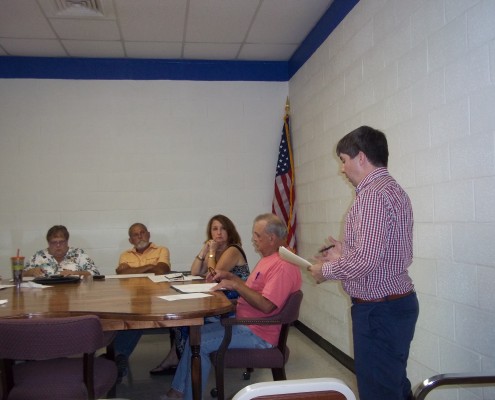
xmin=16 ymin=248 xmax=20 ymax=258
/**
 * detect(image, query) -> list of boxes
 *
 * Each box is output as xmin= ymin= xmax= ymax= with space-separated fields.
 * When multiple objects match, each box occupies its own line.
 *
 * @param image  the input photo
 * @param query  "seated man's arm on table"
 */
xmin=115 ymin=262 xmax=170 ymax=275
xmin=211 ymin=271 xmax=276 ymax=314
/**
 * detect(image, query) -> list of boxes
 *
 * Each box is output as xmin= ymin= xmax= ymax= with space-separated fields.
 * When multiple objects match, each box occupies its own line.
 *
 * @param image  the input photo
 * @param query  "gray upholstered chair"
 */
xmin=0 ymin=315 xmax=117 ymax=400
xmin=209 ymin=290 xmax=303 ymax=400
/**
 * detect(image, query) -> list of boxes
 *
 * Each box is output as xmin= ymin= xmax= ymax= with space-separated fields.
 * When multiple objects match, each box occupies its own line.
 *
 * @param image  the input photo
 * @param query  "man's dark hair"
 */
xmin=336 ymin=126 xmax=389 ymax=167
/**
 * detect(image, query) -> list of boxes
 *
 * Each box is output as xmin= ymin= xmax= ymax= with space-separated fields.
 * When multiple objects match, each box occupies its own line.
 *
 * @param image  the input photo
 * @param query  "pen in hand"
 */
xmin=319 ymin=244 xmax=335 ymax=253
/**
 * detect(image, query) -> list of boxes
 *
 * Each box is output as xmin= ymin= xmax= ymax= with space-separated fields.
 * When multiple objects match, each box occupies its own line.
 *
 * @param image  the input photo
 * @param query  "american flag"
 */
xmin=272 ymin=112 xmax=297 ymax=252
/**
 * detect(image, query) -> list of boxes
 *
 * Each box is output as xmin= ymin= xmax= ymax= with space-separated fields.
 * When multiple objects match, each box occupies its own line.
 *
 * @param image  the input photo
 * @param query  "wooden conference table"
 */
xmin=0 ymin=275 xmax=234 ymax=400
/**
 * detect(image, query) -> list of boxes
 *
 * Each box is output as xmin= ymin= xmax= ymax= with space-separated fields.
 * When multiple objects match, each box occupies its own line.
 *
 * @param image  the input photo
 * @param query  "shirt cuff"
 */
xmin=321 ymin=261 xmax=333 ymax=279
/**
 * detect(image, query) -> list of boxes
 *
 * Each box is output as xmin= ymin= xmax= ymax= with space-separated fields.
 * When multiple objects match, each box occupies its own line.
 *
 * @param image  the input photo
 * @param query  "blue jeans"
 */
xmin=171 ymin=321 xmax=272 ymax=400
xmin=352 ymin=292 xmax=419 ymax=400
xmin=113 ymin=330 xmax=143 ymax=358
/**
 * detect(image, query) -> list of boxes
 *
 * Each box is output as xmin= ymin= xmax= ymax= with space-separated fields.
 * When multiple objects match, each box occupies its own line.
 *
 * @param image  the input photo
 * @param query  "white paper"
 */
xmin=0 ymin=299 xmax=8 ymax=305
xmin=0 ymin=284 xmax=15 ymax=290
xmin=20 ymin=281 xmax=52 ymax=289
xmin=105 ymin=273 xmax=155 ymax=279
xmin=148 ymin=274 xmax=204 ymax=283
xmin=8 ymin=276 xmax=34 ymax=282
xmin=158 ymin=293 xmax=212 ymax=301
xmin=171 ymin=283 xmax=218 ymax=293
xmin=279 ymin=246 xmax=312 ymax=268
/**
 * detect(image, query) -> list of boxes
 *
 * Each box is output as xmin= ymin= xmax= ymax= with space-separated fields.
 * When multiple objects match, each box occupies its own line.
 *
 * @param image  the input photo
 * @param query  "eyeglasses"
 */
xmin=49 ymin=240 xmax=67 ymax=247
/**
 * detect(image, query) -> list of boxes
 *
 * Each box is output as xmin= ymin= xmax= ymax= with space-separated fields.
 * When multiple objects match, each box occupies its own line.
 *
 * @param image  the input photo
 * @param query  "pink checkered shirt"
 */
xmin=322 ymin=168 xmax=414 ymax=300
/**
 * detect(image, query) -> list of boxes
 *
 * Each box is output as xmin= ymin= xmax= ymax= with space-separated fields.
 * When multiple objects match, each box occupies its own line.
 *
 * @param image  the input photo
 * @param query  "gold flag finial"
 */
xmin=285 ymin=97 xmax=290 ymax=116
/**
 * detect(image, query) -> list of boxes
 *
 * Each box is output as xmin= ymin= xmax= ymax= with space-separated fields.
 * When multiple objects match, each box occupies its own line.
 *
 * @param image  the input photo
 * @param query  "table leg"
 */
xmin=189 ymin=325 xmax=201 ymax=400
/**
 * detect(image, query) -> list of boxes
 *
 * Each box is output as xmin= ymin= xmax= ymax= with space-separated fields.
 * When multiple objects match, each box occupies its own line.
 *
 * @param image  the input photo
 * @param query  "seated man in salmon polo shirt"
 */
xmin=114 ymin=222 xmax=171 ymax=382
xmin=164 ymin=213 xmax=302 ymax=400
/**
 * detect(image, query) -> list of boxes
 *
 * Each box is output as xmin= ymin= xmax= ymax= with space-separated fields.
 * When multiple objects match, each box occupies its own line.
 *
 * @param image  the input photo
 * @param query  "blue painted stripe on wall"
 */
xmin=288 ymin=0 xmax=360 ymax=78
xmin=0 ymin=0 xmax=358 ymax=81
xmin=0 ymin=57 xmax=288 ymax=81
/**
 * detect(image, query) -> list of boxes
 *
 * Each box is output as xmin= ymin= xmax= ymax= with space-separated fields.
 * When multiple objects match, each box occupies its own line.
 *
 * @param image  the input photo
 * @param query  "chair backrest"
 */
xmin=273 ymin=290 xmax=302 ymax=351
xmin=0 ymin=315 xmax=106 ymax=360
xmin=232 ymin=378 xmax=357 ymax=400
xmin=273 ymin=290 xmax=303 ymax=325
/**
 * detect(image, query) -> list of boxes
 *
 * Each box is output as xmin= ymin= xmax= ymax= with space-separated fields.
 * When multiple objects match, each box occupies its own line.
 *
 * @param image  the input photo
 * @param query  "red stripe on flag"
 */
xmin=272 ymin=113 xmax=297 ymax=253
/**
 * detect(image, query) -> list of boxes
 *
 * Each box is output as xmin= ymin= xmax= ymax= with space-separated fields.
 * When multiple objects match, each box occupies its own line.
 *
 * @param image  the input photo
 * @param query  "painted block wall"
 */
xmin=290 ymin=0 xmax=495 ymax=397
xmin=0 ymin=79 xmax=288 ymax=277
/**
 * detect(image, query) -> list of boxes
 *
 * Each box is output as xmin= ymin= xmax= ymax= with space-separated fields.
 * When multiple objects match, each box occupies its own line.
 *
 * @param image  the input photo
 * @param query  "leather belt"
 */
xmin=352 ymin=290 xmax=414 ymax=304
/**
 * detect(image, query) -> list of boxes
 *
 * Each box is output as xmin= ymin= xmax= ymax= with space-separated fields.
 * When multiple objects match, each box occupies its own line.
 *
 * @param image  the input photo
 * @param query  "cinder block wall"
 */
xmin=291 ymin=0 xmax=495 ymax=396
xmin=0 ymin=80 xmax=288 ymax=275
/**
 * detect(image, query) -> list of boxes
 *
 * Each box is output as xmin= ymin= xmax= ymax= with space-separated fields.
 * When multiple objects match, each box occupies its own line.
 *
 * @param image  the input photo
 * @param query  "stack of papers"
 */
xmin=171 ymin=283 xmax=218 ymax=293
xmin=148 ymin=274 xmax=204 ymax=283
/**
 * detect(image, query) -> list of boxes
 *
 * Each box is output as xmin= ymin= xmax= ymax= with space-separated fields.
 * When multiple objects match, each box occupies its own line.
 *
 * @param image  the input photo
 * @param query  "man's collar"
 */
xmin=356 ymin=167 xmax=388 ymax=193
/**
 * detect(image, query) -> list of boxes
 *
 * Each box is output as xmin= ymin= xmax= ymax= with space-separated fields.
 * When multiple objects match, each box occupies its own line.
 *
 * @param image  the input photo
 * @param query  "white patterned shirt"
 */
xmin=24 ymin=247 xmax=100 ymax=276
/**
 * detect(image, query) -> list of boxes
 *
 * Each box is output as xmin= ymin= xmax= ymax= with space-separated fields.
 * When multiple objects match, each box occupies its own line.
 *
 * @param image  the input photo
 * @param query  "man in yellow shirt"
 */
xmin=114 ymin=222 xmax=171 ymax=382
xmin=116 ymin=222 xmax=171 ymax=275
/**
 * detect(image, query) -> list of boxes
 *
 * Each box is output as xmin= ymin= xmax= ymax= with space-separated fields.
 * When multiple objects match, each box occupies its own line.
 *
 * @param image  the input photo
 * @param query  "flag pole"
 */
xmin=272 ymin=97 xmax=297 ymax=252
xmin=284 ymin=97 xmax=296 ymax=252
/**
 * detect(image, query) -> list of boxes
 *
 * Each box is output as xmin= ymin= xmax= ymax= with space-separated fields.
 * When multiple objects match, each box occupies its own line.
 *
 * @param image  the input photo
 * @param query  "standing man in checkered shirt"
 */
xmin=308 ymin=126 xmax=419 ymax=400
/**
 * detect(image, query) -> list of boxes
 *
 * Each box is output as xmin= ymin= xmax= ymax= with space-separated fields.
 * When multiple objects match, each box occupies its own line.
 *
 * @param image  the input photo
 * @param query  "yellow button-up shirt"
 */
xmin=119 ymin=242 xmax=170 ymax=268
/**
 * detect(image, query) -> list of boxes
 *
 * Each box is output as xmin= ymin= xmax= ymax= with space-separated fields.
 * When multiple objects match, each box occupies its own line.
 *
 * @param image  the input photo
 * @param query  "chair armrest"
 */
xmin=213 ymin=316 xmax=284 ymax=362
xmin=413 ymin=372 xmax=495 ymax=400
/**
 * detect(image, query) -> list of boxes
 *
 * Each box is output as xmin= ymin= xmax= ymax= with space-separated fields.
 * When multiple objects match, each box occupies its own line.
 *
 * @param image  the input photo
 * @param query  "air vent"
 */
xmin=53 ymin=0 xmax=104 ymax=17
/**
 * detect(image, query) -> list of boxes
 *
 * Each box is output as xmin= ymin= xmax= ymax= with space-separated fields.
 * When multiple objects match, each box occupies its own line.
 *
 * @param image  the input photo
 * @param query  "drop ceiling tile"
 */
xmin=248 ymin=0 xmax=333 ymax=43
xmin=0 ymin=0 xmax=55 ymax=38
xmin=186 ymin=0 xmax=259 ymax=42
xmin=239 ymin=43 xmax=298 ymax=61
xmin=0 ymin=0 xmax=340 ymax=61
xmin=0 ymin=38 xmax=66 ymax=57
xmin=116 ymin=0 xmax=186 ymax=42
xmin=50 ymin=19 xmax=120 ymax=40
xmin=125 ymin=42 xmax=183 ymax=59
xmin=184 ymin=43 xmax=241 ymax=60
xmin=62 ymin=40 xmax=125 ymax=58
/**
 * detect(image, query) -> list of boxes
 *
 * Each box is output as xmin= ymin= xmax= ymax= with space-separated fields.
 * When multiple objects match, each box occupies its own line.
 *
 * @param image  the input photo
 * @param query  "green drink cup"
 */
xmin=11 ymin=256 xmax=25 ymax=287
